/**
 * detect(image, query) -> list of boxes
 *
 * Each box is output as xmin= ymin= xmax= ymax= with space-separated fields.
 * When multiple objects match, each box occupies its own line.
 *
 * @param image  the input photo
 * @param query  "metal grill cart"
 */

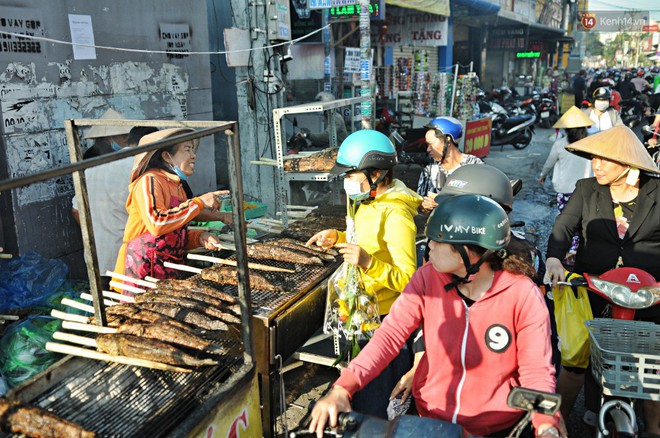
xmin=271 ymin=96 xmax=370 ymax=227
xmin=0 ymin=120 xmax=264 ymax=437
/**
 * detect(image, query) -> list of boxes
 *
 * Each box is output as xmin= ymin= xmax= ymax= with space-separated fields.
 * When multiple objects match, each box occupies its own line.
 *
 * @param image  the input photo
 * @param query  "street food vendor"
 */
xmin=113 ymin=128 xmax=226 ymax=281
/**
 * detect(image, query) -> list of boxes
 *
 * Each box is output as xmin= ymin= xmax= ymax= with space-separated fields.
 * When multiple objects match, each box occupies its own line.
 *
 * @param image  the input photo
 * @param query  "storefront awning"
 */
xmin=385 ymin=0 xmax=450 ymax=17
xmin=452 ymin=0 xmax=500 ymax=15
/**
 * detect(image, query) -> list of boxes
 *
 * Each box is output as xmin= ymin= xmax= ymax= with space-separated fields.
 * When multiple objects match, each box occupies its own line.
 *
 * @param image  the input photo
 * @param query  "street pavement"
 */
xmin=275 ymin=126 xmax=592 ymax=437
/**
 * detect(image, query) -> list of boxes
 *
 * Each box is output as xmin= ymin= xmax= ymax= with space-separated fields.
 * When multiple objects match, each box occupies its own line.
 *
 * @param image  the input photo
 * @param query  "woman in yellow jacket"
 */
xmin=307 ymin=129 xmax=422 ymax=417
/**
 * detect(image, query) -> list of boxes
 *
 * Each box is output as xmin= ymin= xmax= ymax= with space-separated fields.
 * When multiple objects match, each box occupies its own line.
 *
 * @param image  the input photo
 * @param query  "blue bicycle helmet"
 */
xmin=330 ymin=130 xmax=397 ymax=175
xmin=425 ymin=116 xmax=463 ymax=143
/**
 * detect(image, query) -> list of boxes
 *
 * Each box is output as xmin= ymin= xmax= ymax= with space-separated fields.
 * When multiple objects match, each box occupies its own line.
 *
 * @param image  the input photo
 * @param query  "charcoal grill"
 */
xmin=188 ymin=253 xmax=341 ymax=438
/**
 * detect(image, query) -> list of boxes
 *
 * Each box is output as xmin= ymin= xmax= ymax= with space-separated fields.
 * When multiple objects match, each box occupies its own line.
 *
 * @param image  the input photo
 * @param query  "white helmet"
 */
xmin=315 ymin=92 xmax=335 ymax=102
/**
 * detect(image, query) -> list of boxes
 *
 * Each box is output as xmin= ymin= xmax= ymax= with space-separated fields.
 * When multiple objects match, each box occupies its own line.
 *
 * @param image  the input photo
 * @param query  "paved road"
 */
xmin=275 ymin=126 xmax=592 ymax=437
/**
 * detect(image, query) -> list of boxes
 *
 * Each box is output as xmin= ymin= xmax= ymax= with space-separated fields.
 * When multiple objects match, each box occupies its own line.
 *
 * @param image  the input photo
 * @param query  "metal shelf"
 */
xmin=271 ymin=96 xmax=371 ymax=227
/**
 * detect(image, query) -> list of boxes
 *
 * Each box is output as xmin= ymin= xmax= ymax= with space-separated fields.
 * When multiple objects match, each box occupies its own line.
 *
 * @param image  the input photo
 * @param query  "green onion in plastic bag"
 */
xmin=0 ymin=316 xmax=63 ymax=388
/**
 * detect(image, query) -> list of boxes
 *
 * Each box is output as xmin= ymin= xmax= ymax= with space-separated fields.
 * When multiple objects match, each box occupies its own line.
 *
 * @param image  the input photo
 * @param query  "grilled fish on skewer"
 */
xmin=133 ymin=293 xmax=241 ymax=325
xmin=277 ymin=237 xmax=339 ymax=256
xmin=149 ymin=287 xmax=241 ymax=314
xmin=155 ymin=279 xmax=237 ymax=304
xmin=247 ymin=243 xmax=323 ymax=265
xmin=103 ymin=305 xmax=198 ymax=332
xmin=0 ymin=397 xmax=96 ymax=438
xmin=96 ymin=334 xmax=218 ymax=367
xmin=201 ymin=265 xmax=285 ymax=292
xmin=136 ymin=302 xmax=230 ymax=331
xmin=113 ymin=321 xmax=241 ymax=357
xmin=269 ymin=238 xmax=336 ymax=261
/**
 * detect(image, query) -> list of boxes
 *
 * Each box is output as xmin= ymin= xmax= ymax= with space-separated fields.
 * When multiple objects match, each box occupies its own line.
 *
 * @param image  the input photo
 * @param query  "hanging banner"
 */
xmin=463 ymin=118 xmax=491 ymax=158
xmin=385 ymin=0 xmax=449 ymax=17
xmin=377 ymin=7 xmax=448 ymax=47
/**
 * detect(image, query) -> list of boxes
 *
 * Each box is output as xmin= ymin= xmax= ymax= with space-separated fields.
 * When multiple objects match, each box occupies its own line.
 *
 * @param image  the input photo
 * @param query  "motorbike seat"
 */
xmin=504 ymin=115 xmax=534 ymax=128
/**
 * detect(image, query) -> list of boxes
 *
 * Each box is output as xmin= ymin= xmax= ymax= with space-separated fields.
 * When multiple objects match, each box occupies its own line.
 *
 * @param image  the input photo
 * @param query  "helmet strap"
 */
xmin=363 ymin=169 xmax=387 ymax=200
xmin=444 ymin=245 xmax=491 ymax=292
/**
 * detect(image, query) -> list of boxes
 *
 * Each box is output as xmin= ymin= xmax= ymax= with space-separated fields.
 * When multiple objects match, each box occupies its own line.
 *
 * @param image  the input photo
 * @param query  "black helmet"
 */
xmin=441 ymin=164 xmax=514 ymax=212
xmin=593 ymin=87 xmax=611 ymax=100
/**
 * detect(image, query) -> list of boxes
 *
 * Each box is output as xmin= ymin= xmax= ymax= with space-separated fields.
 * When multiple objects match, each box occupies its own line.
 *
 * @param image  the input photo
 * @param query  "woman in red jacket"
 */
xmin=309 ymin=194 xmax=562 ymax=438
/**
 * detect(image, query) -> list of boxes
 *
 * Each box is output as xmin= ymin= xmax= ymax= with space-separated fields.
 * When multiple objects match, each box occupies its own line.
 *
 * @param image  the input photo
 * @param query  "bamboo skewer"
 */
xmin=163 ymin=262 xmax=202 ymax=274
xmin=211 ymin=242 xmax=237 ymax=251
xmin=62 ymin=320 xmax=117 ymax=334
xmin=109 ymin=281 xmax=144 ymax=295
xmin=61 ymin=298 xmax=95 ymax=314
xmin=105 ymin=271 xmax=156 ymax=289
xmin=80 ymin=293 xmax=120 ymax=307
xmin=45 ymin=341 xmax=191 ymax=373
xmin=50 ymin=309 xmax=92 ymax=324
xmin=53 ymin=331 xmax=99 ymax=347
xmin=187 ymin=253 xmax=295 ymax=273
xmin=145 ymin=276 xmax=160 ymax=283
xmin=0 ymin=315 xmax=19 ymax=321
xmin=101 ymin=290 xmax=132 ymax=302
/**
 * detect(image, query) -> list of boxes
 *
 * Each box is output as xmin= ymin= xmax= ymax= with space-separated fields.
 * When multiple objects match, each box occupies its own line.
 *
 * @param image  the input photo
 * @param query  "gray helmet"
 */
xmin=441 ymin=164 xmax=514 ymax=212
xmin=425 ymin=194 xmax=511 ymax=251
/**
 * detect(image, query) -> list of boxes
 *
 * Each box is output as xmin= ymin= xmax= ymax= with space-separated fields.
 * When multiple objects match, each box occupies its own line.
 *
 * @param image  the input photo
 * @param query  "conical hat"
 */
xmin=553 ymin=106 xmax=592 ymax=129
xmin=565 ymin=125 xmax=659 ymax=174
xmin=130 ymin=128 xmax=196 ymax=183
xmin=83 ymin=108 xmax=132 ymax=139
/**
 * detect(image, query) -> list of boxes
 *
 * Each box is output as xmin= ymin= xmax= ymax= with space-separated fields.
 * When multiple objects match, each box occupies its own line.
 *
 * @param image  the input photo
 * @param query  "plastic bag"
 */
xmin=0 ymin=252 xmax=68 ymax=312
xmin=0 ymin=316 xmax=63 ymax=388
xmin=552 ymin=272 xmax=593 ymax=369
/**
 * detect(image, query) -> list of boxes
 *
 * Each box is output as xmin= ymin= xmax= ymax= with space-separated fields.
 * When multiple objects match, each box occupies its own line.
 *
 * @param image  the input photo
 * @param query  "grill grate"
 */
xmin=8 ymin=248 xmax=340 ymax=437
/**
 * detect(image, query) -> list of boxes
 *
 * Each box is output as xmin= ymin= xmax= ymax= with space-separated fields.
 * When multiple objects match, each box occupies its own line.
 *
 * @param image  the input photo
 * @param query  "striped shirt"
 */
xmin=417 ymin=154 xmax=484 ymax=196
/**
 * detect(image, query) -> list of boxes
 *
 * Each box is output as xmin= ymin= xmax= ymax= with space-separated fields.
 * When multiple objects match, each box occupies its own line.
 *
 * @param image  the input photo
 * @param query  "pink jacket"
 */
xmin=335 ymin=265 xmax=559 ymax=436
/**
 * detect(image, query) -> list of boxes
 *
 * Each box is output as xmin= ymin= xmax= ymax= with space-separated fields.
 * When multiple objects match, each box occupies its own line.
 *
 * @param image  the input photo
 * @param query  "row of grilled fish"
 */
xmin=0 ymin=397 xmax=95 ymax=438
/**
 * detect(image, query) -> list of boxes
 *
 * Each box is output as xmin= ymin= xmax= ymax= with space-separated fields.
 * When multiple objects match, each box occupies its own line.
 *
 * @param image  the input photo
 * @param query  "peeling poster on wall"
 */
xmin=0 ymin=6 xmax=45 ymax=61
xmin=159 ymin=23 xmax=191 ymax=59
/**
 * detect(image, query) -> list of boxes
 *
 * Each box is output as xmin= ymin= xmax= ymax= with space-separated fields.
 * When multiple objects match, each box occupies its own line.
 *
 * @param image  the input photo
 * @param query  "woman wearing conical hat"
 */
xmin=538 ymin=106 xmax=594 ymax=262
xmin=544 ymin=125 xmax=660 ymax=430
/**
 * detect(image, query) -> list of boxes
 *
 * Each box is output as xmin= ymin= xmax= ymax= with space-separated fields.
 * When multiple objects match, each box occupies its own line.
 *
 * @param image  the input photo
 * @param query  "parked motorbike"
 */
xmin=577 ymin=267 xmax=660 ymax=437
xmin=375 ymin=105 xmax=429 ymax=166
xmin=290 ymin=387 xmax=561 ymax=438
xmin=479 ymin=99 xmax=536 ymax=149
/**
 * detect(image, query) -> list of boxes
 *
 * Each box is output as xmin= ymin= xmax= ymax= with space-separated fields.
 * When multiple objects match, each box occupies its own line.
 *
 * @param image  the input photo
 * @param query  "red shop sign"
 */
xmin=463 ymin=118 xmax=491 ymax=158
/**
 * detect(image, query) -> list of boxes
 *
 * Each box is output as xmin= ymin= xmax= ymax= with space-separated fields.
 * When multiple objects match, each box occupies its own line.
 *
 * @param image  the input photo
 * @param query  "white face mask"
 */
xmin=594 ymin=100 xmax=609 ymax=111
xmin=344 ymin=176 xmax=369 ymax=201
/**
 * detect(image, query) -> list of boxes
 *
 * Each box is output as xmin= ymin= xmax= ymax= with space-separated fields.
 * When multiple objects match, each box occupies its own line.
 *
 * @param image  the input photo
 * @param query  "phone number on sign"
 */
xmin=1 ymin=40 xmax=41 ymax=54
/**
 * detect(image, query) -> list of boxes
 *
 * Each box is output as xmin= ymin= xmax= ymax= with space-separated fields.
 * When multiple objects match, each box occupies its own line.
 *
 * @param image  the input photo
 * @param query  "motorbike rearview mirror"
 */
xmin=507 ymin=387 xmax=561 ymax=416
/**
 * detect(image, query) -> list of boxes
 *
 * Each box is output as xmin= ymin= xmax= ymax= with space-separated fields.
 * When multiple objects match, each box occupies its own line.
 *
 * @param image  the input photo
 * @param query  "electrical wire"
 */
xmin=0 ymin=23 xmax=331 ymax=56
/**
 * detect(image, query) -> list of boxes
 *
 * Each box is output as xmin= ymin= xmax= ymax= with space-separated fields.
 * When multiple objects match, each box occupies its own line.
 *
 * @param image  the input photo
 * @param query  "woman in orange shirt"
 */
xmin=114 ymin=128 xmax=224 ymax=281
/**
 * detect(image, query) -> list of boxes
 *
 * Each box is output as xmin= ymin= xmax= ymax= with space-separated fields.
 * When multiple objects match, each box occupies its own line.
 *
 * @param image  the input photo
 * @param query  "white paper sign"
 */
xmin=68 ymin=14 xmax=96 ymax=60
xmin=344 ymin=47 xmax=360 ymax=73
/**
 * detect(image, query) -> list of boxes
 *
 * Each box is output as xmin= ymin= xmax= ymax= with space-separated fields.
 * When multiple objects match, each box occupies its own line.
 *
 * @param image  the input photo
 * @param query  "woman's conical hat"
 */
xmin=565 ymin=125 xmax=659 ymax=174
xmin=130 ymin=128 xmax=196 ymax=183
xmin=553 ymin=106 xmax=593 ymax=129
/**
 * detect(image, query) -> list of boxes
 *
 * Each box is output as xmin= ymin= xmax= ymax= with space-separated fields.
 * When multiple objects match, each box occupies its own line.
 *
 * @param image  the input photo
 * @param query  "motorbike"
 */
xmin=571 ymin=267 xmax=660 ymax=437
xmin=619 ymin=99 xmax=644 ymax=128
xmin=375 ymin=105 xmax=429 ymax=166
xmin=479 ymin=99 xmax=536 ymax=150
xmin=290 ymin=387 xmax=561 ymax=438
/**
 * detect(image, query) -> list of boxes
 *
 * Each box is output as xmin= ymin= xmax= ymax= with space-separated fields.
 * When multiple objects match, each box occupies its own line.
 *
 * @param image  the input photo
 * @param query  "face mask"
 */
xmin=344 ymin=176 xmax=369 ymax=201
xmin=110 ymin=142 xmax=122 ymax=152
xmin=166 ymin=152 xmax=189 ymax=181
xmin=594 ymin=100 xmax=609 ymax=111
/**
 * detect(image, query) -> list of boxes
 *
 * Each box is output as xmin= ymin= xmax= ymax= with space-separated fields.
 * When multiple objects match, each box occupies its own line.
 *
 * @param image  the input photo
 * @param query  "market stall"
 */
xmin=0 ymin=119 xmax=349 ymax=438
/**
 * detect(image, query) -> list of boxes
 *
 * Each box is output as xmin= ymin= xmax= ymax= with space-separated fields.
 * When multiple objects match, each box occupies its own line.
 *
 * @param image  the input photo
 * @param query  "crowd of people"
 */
xmin=74 ymin=72 xmax=660 ymax=436
xmin=305 ymin=100 xmax=660 ymax=435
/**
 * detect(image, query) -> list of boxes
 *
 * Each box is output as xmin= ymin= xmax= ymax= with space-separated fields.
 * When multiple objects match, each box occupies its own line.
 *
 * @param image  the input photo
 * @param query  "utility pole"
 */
xmin=359 ymin=0 xmax=372 ymax=128
xmin=230 ymin=0 xmax=283 ymax=211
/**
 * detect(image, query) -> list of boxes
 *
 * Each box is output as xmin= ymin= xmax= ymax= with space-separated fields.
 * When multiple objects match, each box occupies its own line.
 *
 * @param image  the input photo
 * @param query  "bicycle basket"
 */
xmin=585 ymin=318 xmax=660 ymax=401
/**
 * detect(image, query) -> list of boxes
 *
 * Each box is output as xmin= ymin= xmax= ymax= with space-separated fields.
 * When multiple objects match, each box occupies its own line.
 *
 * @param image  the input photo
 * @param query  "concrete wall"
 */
xmin=0 ymin=0 xmax=214 ymax=278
